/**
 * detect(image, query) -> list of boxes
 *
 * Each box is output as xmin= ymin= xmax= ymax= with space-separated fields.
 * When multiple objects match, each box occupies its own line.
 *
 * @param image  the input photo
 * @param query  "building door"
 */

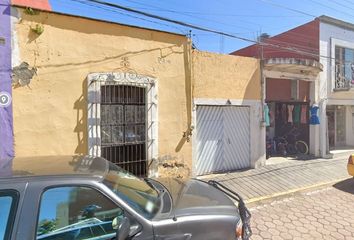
xmin=100 ymin=85 xmax=147 ymax=176
xmin=196 ymin=106 xmax=250 ymax=176
xmin=336 ymin=106 xmax=346 ymax=147
xmin=327 ymin=109 xmax=335 ymax=149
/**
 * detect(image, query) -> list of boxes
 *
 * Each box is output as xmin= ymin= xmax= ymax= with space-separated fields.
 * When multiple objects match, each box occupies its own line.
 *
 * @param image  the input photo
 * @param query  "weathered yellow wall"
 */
xmin=12 ymin=9 xmax=261 ymax=177
xmin=12 ymin=8 xmax=192 ymax=171
xmin=193 ymin=50 xmax=261 ymax=100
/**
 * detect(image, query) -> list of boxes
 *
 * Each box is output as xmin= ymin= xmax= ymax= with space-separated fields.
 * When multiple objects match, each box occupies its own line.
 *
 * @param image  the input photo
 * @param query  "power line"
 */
xmin=328 ymin=0 xmax=354 ymax=12
xmin=131 ymin=8 xmax=305 ymax=18
xmin=84 ymin=0 xmax=261 ymax=43
xmin=79 ymin=0 xmax=354 ymax=65
xmin=257 ymin=0 xmax=316 ymax=18
xmin=71 ymin=0 xmax=187 ymax=34
xmin=338 ymin=0 xmax=354 ymax=7
xmin=84 ymin=0 xmax=325 ymax=59
xmin=120 ymin=0 xmax=261 ymax=31
xmin=308 ymin=0 xmax=354 ymax=19
xmin=76 ymin=0 xmax=321 ymax=52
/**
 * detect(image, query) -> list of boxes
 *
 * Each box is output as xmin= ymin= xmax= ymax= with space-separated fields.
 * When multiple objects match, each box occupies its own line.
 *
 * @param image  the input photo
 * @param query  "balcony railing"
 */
xmin=335 ymin=64 xmax=354 ymax=90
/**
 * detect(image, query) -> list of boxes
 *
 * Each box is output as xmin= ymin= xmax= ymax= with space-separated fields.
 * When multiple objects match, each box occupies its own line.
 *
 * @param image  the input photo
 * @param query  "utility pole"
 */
xmin=258 ymin=33 xmax=265 ymax=124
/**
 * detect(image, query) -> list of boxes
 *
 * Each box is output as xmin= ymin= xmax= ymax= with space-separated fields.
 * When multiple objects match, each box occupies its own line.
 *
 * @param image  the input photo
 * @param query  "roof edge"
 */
xmin=11 ymin=4 xmax=187 ymax=38
xmin=11 ymin=0 xmax=51 ymax=11
xmin=230 ymin=18 xmax=319 ymax=55
xmin=318 ymin=15 xmax=354 ymax=32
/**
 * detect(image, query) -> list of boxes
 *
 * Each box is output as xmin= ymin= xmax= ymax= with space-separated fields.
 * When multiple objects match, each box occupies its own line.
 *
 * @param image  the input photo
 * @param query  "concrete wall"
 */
xmin=11 ymin=8 xmax=193 ymax=174
xmin=266 ymin=78 xmax=310 ymax=102
xmin=192 ymin=51 xmax=265 ymax=169
xmin=193 ymin=51 xmax=261 ymax=100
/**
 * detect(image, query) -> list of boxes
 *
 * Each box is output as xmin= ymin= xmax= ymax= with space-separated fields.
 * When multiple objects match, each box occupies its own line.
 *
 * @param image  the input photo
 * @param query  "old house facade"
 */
xmin=0 ymin=1 xmax=265 ymax=177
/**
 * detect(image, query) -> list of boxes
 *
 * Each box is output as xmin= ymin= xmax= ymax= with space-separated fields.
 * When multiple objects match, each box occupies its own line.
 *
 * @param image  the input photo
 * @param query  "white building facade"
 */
xmin=318 ymin=16 xmax=354 ymax=157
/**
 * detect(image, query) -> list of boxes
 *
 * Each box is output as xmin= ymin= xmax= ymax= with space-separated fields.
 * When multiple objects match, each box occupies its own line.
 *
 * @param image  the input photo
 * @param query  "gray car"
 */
xmin=0 ymin=155 xmax=251 ymax=240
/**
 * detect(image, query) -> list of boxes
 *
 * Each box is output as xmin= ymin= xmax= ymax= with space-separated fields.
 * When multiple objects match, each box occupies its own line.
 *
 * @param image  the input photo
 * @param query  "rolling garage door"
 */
xmin=196 ymin=105 xmax=250 ymax=175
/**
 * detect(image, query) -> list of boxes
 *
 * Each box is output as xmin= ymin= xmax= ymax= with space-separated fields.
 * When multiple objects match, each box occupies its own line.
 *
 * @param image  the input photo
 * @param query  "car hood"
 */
xmin=156 ymin=178 xmax=238 ymax=217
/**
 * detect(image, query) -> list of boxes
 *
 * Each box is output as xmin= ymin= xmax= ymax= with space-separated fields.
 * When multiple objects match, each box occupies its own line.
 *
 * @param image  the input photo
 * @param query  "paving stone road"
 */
xmin=248 ymin=178 xmax=354 ymax=240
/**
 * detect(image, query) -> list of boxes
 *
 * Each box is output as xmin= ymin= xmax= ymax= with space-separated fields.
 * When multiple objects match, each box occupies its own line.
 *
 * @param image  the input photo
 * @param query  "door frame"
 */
xmin=326 ymin=107 xmax=335 ymax=149
xmin=87 ymin=72 xmax=158 ymax=177
xmin=192 ymin=98 xmax=263 ymax=177
xmin=327 ymin=105 xmax=347 ymax=148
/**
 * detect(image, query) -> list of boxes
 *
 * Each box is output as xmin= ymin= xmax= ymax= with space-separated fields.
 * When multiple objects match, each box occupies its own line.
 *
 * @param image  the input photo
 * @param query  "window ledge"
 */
xmin=333 ymin=87 xmax=354 ymax=92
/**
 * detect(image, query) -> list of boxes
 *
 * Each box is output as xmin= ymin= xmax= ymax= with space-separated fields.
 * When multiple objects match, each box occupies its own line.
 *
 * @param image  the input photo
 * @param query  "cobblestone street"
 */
xmin=249 ymin=178 xmax=354 ymax=240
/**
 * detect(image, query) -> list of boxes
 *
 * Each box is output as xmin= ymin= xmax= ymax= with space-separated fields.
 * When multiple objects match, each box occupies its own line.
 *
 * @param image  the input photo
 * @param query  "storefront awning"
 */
xmin=264 ymin=58 xmax=323 ymax=81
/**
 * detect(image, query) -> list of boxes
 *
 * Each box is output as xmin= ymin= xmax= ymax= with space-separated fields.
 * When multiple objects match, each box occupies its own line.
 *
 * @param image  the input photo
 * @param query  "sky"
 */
xmin=46 ymin=0 xmax=354 ymax=53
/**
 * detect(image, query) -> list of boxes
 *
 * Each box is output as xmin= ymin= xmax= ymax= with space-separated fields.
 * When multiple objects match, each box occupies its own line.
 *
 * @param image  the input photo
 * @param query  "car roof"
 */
xmin=0 ymin=155 xmax=108 ymax=180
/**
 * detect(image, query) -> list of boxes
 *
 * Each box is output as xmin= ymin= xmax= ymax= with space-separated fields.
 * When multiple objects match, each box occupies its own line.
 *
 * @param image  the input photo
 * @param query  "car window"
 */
xmin=0 ymin=191 xmax=18 ymax=240
xmin=36 ymin=186 xmax=125 ymax=240
xmin=103 ymin=162 xmax=160 ymax=219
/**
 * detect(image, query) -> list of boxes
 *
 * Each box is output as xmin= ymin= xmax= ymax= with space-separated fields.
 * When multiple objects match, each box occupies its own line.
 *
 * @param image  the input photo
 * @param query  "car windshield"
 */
xmin=103 ymin=163 xmax=160 ymax=219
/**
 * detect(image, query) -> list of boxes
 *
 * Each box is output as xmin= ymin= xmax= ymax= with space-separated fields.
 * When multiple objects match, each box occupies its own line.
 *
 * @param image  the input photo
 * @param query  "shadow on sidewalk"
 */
xmin=333 ymin=178 xmax=354 ymax=195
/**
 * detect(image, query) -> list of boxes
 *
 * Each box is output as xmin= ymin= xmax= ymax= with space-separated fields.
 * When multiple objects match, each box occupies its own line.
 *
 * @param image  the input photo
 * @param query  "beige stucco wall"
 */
xmin=12 ymin=8 xmax=193 ymax=174
xmin=191 ymin=50 xmax=265 ymax=171
xmin=193 ymin=50 xmax=261 ymax=100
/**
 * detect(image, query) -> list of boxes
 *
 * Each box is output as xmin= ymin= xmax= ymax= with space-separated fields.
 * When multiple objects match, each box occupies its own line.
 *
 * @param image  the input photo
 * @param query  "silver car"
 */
xmin=0 ymin=155 xmax=251 ymax=240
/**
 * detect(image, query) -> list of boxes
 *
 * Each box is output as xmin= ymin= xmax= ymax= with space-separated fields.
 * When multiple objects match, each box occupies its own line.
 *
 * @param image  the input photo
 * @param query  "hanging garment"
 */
xmin=264 ymin=104 xmax=270 ymax=127
xmin=281 ymin=104 xmax=287 ymax=123
xmin=309 ymin=105 xmax=320 ymax=125
xmin=301 ymin=105 xmax=307 ymax=124
xmin=287 ymin=104 xmax=294 ymax=123
xmin=293 ymin=104 xmax=301 ymax=123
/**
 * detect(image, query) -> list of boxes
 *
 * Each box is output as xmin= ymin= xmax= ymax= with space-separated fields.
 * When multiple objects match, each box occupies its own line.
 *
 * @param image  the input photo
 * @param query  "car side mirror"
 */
xmin=117 ymin=217 xmax=130 ymax=240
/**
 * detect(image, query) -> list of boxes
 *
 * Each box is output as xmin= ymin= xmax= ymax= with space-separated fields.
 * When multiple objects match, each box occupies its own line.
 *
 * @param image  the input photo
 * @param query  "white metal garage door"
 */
xmin=196 ymin=105 xmax=250 ymax=176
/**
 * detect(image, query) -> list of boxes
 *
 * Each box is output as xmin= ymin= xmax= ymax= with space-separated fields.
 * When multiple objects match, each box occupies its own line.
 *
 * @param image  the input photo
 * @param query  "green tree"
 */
xmin=37 ymin=219 xmax=57 ymax=235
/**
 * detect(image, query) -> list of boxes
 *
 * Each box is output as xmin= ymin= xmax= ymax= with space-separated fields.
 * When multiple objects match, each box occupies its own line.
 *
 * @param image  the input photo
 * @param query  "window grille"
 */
xmin=335 ymin=46 xmax=354 ymax=90
xmin=100 ymin=85 xmax=147 ymax=176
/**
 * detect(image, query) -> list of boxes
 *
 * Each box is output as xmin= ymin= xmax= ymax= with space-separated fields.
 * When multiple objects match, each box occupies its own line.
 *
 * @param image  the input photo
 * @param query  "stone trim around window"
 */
xmin=86 ymin=72 xmax=158 ymax=176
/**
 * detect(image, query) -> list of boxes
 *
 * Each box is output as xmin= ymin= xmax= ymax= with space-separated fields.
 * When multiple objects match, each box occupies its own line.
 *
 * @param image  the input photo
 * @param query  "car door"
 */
xmin=33 ymin=184 xmax=146 ymax=240
xmin=0 ymin=189 xmax=20 ymax=240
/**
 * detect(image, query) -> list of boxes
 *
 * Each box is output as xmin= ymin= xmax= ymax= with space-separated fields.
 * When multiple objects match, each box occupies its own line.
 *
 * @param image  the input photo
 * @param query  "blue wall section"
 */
xmin=0 ymin=0 xmax=14 ymax=175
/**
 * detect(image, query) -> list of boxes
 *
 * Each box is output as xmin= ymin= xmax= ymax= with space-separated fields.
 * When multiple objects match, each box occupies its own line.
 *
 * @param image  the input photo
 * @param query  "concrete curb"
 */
xmin=244 ymin=176 xmax=350 ymax=204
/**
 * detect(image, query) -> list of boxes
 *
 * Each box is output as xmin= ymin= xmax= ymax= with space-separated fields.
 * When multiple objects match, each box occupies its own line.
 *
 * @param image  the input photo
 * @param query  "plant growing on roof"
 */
xmin=25 ymin=7 xmax=39 ymax=15
xmin=31 ymin=24 xmax=44 ymax=35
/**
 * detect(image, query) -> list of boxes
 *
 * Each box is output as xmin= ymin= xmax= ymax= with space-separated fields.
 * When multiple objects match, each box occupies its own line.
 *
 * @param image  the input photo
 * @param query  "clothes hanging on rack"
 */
xmin=310 ymin=105 xmax=320 ymax=125
xmin=264 ymin=104 xmax=270 ymax=127
xmin=287 ymin=104 xmax=294 ymax=123
xmin=293 ymin=104 xmax=301 ymax=123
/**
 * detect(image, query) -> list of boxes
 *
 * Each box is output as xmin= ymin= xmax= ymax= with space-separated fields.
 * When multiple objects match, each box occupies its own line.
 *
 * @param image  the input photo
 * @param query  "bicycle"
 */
xmin=276 ymin=127 xmax=309 ymax=156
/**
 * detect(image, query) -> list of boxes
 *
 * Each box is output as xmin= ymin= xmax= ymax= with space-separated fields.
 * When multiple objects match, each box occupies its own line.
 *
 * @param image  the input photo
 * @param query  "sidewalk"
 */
xmin=199 ymin=156 xmax=351 ymax=203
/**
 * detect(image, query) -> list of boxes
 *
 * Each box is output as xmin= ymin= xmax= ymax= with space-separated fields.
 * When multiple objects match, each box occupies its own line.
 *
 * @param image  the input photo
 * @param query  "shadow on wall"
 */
xmin=73 ymin=78 xmax=88 ymax=155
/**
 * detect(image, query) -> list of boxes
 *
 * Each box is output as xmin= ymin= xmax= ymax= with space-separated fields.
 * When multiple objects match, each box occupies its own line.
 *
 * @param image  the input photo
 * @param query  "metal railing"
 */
xmin=335 ymin=63 xmax=354 ymax=90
